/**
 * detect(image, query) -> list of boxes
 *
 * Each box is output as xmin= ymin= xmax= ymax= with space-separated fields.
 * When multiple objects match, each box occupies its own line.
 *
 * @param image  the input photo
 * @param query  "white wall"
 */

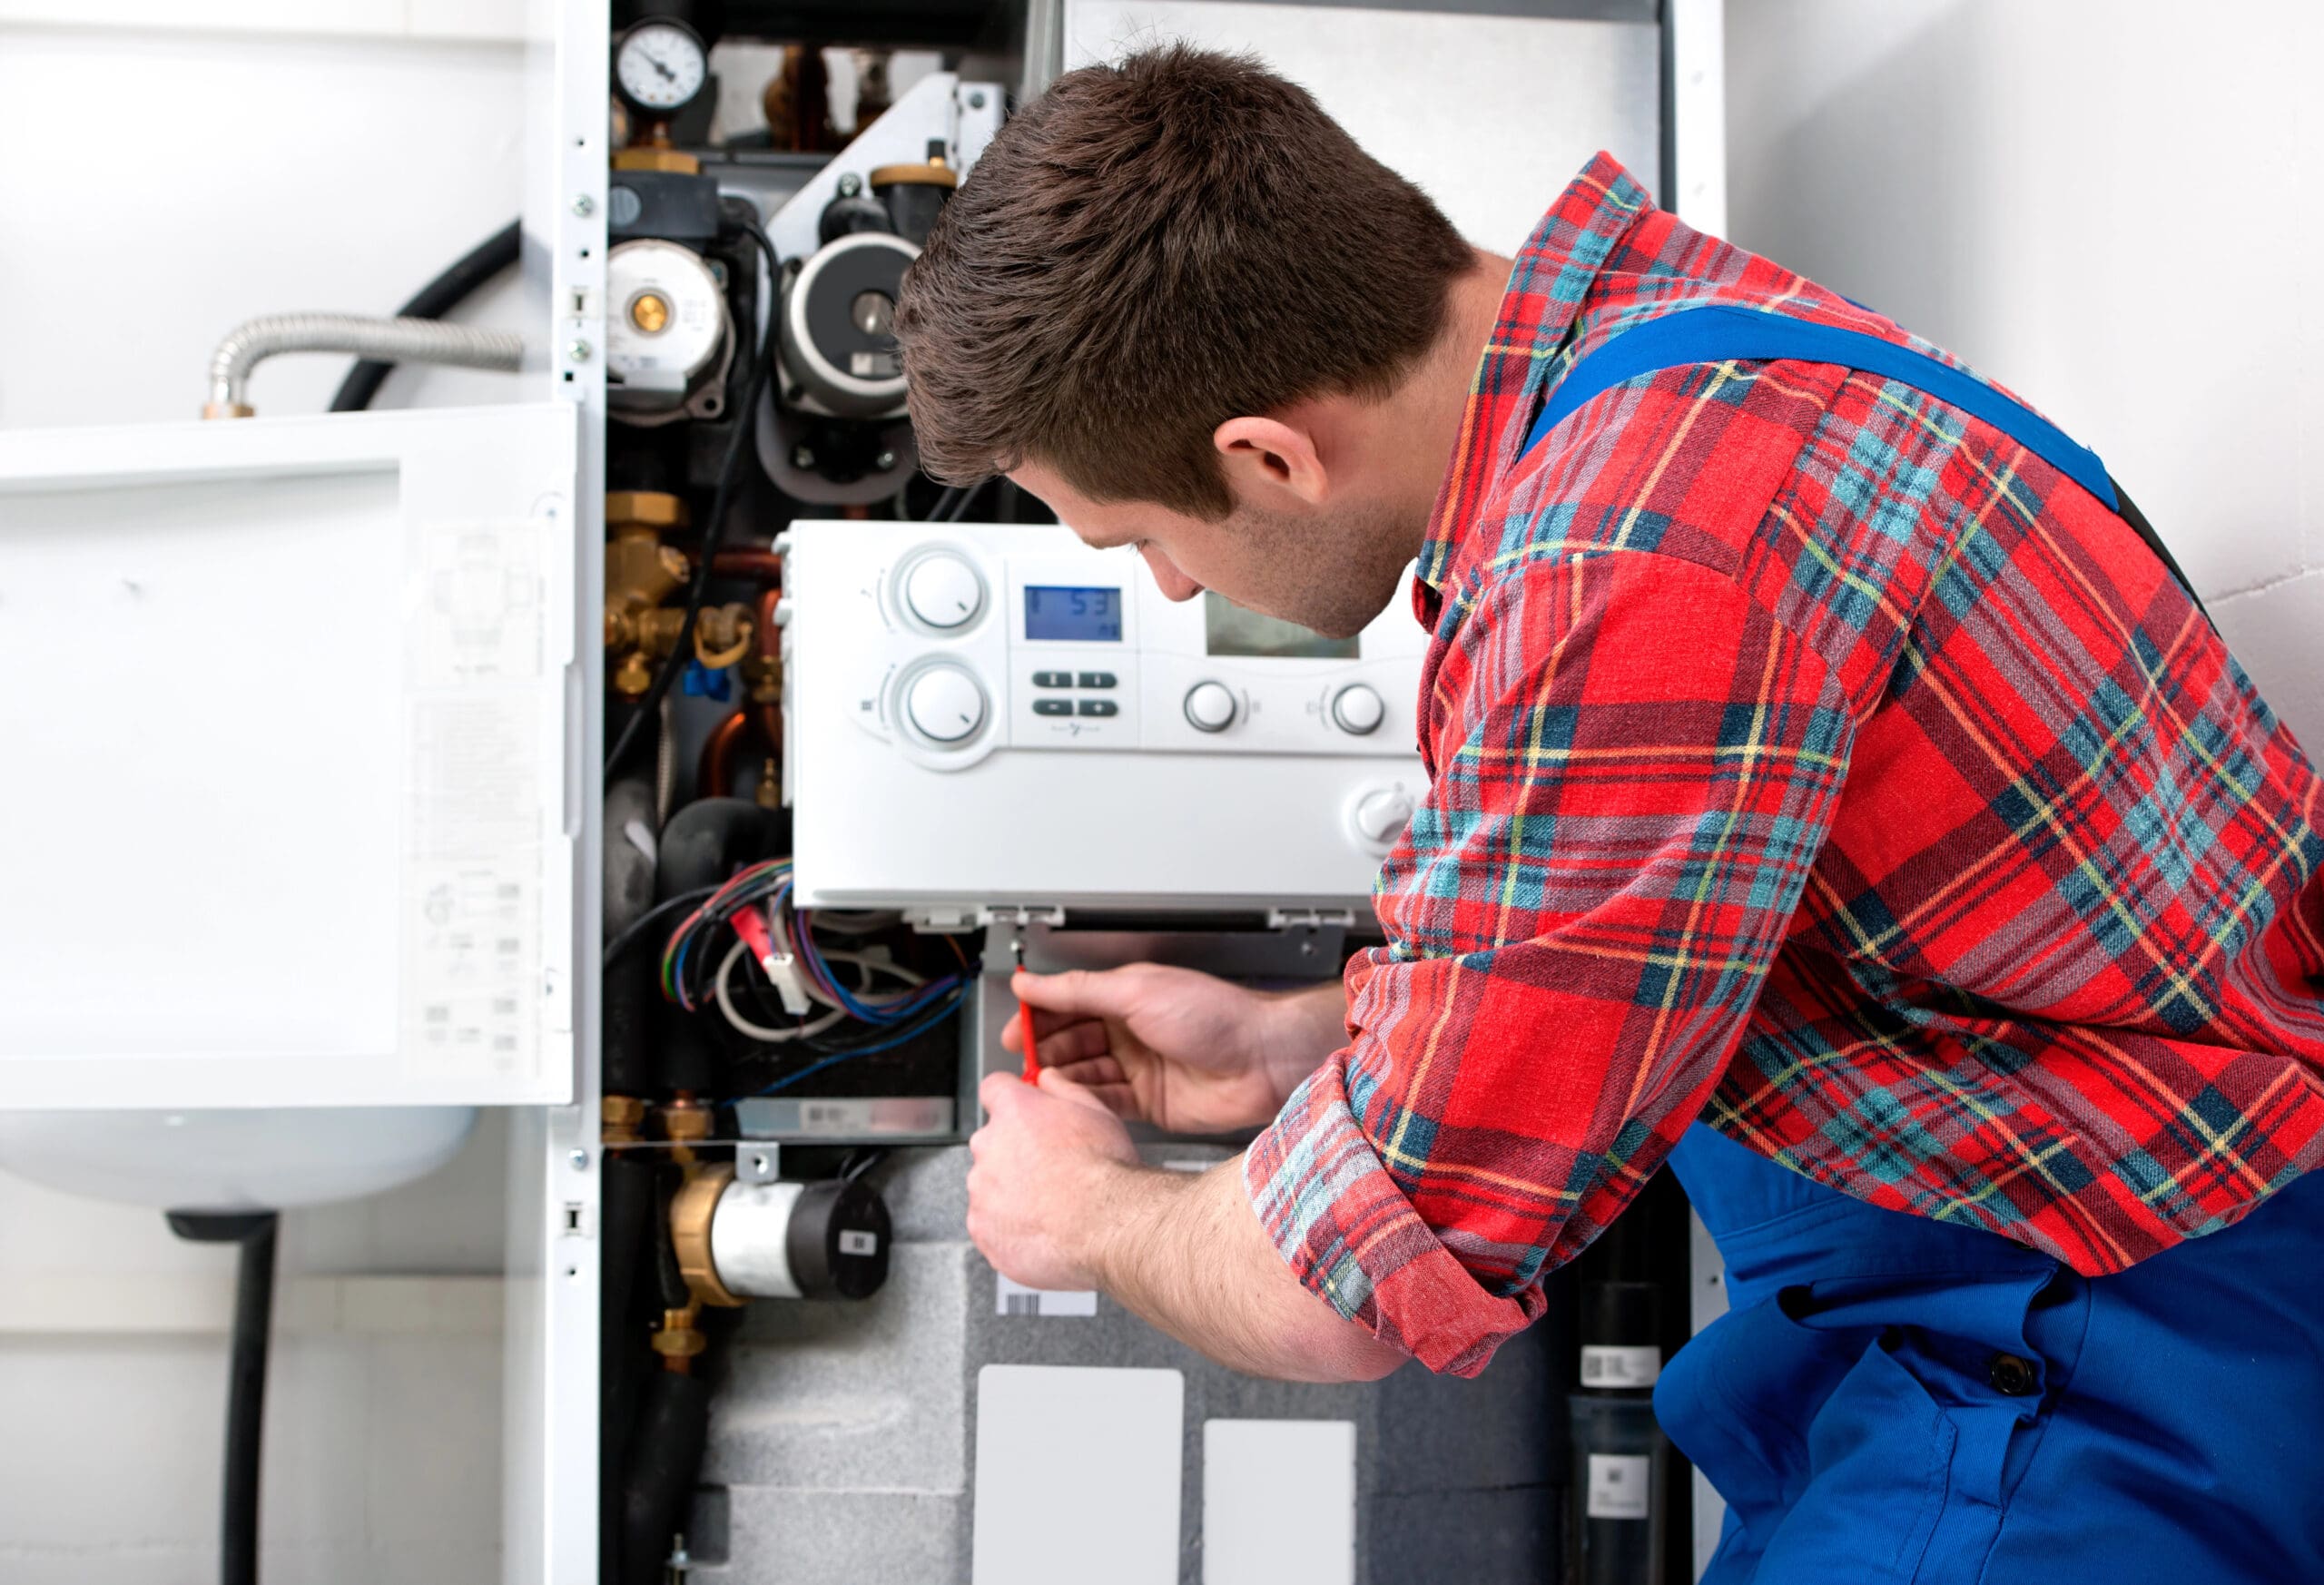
xmin=0 ymin=15 xmax=531 ymax=1583
xmin=1726 ymin=0 xmax=2324 ymax=747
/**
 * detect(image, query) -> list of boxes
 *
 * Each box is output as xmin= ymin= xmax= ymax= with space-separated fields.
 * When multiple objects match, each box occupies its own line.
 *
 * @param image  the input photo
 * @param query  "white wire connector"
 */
xmin=759 ymin=950 xmax=814 ymax=1016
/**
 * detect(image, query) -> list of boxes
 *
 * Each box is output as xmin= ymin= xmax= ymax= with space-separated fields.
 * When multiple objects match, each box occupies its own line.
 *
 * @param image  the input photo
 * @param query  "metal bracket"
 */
xmin=907 ymin=902 xmax=1067 ymax=932
xmin=736 ymin=1143 xmax=782 ymax=1184
xmin=1265 ymin=907 xmax=1358 ymax=930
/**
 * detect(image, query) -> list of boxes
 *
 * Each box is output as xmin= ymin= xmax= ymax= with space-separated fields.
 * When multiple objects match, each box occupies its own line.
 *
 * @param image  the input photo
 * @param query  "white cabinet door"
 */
xmin=0 ymin=404 xmax=581 ymax=1108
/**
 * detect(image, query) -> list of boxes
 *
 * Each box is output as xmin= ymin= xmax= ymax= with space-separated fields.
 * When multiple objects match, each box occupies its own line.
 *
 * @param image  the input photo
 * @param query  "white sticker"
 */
xmin=1580 ymin=1344 xmax=1662 ymax=1389
xmin=998 ymin=1274 xmax=1098 ymax=1317
xmin=1586 ymin=1453 xmax=1653 ymax=1521
xmin=838 ymin=1230 xmax=879 ymax=1256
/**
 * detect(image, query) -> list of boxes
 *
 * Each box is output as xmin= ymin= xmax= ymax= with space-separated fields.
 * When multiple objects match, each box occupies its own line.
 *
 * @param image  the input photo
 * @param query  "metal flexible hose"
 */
xmin=205 ymin=313 xmax=525 ymax=415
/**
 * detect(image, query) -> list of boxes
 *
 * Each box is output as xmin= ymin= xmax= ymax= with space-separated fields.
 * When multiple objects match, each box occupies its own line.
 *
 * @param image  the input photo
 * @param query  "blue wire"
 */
xmin=754 ymin=989 xmax=968 ymax=1094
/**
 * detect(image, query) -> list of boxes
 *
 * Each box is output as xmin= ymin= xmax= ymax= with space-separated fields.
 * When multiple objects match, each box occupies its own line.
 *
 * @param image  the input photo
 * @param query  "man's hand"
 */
xmin=965 ymin=1068 xmax=1407 ymax=1383
xmin=1004 ymin=964 xmax=1344 ymax=1134
xmin=967 ymin=1068 xmax=1139 ymax=1290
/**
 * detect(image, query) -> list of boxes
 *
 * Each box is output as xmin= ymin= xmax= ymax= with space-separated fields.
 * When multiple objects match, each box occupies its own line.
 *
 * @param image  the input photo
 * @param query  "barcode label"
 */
xmin=1580 ymin=1345 xmax=1662 ymax=1388
xmin=995 ymin=1274 xmax=1098 ymax=1317
xmin=837 ymin=1230 xmax=879 ymax=1256
xmin=1586 ymin=1453 xmax=1652 ymax=1521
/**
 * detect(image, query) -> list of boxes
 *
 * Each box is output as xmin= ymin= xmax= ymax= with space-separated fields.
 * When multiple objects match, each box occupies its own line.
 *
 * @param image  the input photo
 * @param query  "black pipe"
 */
xmin=598 ymin=1153 xmax=657 ymax=1585
xmin=619 ymin=1371 xmax=712 ymax=1585
xmin=330 ymin=221 xmax=522 ymax=412
xmin=167 ymin=1210 xmax=281 ymax=1585
xmin=653 ymin=797 xmax=787 ymax=1094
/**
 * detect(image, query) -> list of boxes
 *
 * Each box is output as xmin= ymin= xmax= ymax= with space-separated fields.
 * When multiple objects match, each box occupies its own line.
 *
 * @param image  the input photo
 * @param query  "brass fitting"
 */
xmin=602 ymin=1094 xmax=647 ymax=1144
xmin=659 ymin=1094 xmax=714 ymax=1169
xmin=739 ymin=653 xmax=782 ymax=705
xmin=606 ymin=491 xmax=691 ymax=700
xmin=651 ymin=1302 xmax=708 ymax=1372
xmin=671 ymin=1163 xmax=744 ymax=1309
xmin=753 ymin=757 xmax=780 ymax=809
xmin=694 ymin=603 xmax=756 ymax=669
xmin=614 ymin=146 xmax=701 ymax=174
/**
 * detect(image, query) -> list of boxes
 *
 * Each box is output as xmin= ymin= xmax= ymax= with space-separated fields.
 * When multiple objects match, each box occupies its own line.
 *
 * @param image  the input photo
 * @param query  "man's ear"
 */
xmin=1214 ymin=415 xmax=1328 ymax=507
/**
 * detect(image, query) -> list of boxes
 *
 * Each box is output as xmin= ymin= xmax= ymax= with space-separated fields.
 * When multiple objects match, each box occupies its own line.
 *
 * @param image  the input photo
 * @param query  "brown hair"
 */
xmin=894 ymin=45 xmax=1473 ymax=519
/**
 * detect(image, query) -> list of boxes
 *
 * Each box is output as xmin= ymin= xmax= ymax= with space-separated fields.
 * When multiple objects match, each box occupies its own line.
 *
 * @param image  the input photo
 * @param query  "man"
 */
xmin=895 ymin=45 xmax=2324 ymax=1582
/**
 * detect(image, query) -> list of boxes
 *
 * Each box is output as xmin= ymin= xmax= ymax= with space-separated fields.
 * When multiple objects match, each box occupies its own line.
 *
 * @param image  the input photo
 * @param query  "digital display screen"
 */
xmin=1024 ymin=586 xmax=1123 ymax=643
xmin=1203 ymin=593 xmax=1360 ymax=659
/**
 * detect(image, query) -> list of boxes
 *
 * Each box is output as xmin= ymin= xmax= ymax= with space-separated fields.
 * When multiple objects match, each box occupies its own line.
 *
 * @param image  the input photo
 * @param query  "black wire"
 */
xmin=604 ymin=209 xmax=783 ymax=783
xmin=940 ymin=478 xmax=990 ymax=522
xmin=603 ymin=884 xmax=721 ymax=968
xmin=330 ymin=220 xmax=522 ymax=412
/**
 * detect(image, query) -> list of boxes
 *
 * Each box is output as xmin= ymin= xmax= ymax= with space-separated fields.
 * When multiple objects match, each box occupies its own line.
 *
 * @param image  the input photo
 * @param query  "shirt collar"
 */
xmin=1413 ymin=153 xmax=1657 ymax=600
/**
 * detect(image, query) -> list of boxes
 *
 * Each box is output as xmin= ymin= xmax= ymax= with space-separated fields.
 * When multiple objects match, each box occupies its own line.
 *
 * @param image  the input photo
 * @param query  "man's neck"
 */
xmin=1391 ymin=249 xmax=1513 ymax=546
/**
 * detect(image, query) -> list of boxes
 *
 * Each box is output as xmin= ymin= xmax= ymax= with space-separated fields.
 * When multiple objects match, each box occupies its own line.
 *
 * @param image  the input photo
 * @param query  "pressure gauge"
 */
xmin=614 ymin=20 xmax=709 ymax=118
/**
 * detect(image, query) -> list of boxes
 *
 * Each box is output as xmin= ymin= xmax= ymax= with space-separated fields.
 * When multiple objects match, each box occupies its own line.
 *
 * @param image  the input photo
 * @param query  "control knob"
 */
xmin=1331 ymin=684 xmax=1385 ymax=735
xmin=901 ymin=551 xmax=985 ymax=630
xmin=901 ymin=663 xmax=987 ymax=744
xmin=1183 ymin=680 xmax=1238 ymax=733
xmin=1346 ymin=783 xmax=1416 ymax=854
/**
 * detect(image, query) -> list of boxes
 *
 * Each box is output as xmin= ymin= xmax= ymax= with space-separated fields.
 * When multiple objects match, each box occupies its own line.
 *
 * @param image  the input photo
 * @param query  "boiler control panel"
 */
xmin=782 ymin=521 xmax=1428 ymax=915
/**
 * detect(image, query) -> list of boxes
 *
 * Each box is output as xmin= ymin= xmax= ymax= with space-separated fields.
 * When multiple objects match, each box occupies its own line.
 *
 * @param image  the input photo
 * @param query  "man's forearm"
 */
xmin=1081 ymin=1152 xmax=1404 ymax=1383
xmin=1258 ymin=980 xmax=1351 ymax=1105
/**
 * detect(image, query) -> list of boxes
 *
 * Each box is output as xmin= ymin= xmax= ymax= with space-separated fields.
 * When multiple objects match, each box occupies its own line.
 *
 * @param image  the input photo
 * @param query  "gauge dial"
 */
xmin=615 ymin=21 xmax=708 ymax=116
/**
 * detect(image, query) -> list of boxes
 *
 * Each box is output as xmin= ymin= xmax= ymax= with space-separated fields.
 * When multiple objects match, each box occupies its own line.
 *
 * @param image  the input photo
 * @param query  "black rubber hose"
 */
xmin=598 ymin=1153 xmax=657 ymax=1585
xmin=167 ymin=1211 xmax=281 ymax=1585
xmin=654 ymin=798 xmax=788 ymax=1093
xmin=619 ymin=1371 xmax=713 ymax=1585
xmin=329 ymin=221 xmax=522 ymax=412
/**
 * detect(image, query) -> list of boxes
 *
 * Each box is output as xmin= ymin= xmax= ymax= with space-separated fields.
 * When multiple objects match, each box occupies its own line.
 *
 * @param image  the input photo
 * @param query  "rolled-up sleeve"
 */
xmin=1245 ymin=547 xmax=1854 ymax=1375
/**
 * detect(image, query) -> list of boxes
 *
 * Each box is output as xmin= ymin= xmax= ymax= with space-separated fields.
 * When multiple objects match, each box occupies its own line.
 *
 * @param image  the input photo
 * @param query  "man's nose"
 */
xmin=1141 ymin=546 xmax=1203 ymax=601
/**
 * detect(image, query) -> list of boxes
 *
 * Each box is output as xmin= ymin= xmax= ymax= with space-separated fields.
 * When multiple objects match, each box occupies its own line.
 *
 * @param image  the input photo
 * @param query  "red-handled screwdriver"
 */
xmin=1012 ymin=935 xmax=1040 ymax=1083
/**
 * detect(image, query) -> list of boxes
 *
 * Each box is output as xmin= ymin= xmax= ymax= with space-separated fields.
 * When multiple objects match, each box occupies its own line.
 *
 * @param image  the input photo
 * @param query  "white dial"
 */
xmin=902 ymin=665 xmax=987 ymax=744
xmin=1184 ymin=681 xmax=1238 ymax=733
xmin=615 ymin=22 xmax=708 ymax=114
xmin=1331 ymin=684 xmax=1385 ymax=735
xmin=900 ymin=551 xmax=986 ymax=630
xmin=1348 ymin=785 xmax=1416 ymax=852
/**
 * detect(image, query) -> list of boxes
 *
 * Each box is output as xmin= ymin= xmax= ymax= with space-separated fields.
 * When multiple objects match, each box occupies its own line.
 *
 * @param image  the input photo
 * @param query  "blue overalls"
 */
xmin=1523 ymin=310 xmax=2324 ymax=1584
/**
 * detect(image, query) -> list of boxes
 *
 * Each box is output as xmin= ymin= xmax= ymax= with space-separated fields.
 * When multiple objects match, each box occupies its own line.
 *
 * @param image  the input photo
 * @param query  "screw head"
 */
xmin=968 ymin=90 xmax=989 ymax=109
xmin=836 ymin=172 xmax=863 ymax=197
xmin=571 ymin=193 xmax=595 ymax=217
xmin=874 ymin=449 xmax=897 ymax=471
xmin=567 ymin=339 xmax=593 ymax=362
xmin=568 ymin=1148 xmax=589 ymax=1171
xmin=792 ymin=445 xmax=817 ymax=469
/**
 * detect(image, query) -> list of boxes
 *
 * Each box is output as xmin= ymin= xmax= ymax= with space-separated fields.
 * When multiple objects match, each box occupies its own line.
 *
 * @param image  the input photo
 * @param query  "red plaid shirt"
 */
xmin=1245 ymin=153 xmax=2324 ymax=1375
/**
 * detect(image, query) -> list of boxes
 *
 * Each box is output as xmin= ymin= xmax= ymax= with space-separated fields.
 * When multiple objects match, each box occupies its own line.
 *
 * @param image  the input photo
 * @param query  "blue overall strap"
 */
xmin=1522 ymin=304 xmax=2120 ymax=511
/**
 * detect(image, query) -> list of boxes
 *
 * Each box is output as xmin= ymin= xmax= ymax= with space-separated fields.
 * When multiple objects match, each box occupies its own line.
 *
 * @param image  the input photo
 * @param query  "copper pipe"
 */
xmin=709 ymin=550 xmax=784 ymax=584
xmin=699 ymin=711 xmax=753 ymax=800
xmin=753 ymin=588 xmax=781 ymax=658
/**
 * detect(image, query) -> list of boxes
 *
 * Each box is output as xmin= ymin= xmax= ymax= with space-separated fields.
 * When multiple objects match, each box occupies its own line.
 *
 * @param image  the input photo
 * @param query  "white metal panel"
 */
xmin=1202 ymin=1419 xmax=1356 ymax=1585
xmin=973 ymin=1364 xmax=1185 ymax=1585
xmin=1064 ymin=1 xmax=1662 ymax=252
xmin=0 ymin=403 xmax=577 ymax=1108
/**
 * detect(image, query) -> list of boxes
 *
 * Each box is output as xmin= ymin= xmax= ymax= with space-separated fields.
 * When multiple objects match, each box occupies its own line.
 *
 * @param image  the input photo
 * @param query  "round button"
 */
xmin=1331 ymin=684 xmax=1385 ymax=735
xmin=1986 ymin=1353 xmax=2038 ymax=1397
xmin=1352 ymin=786 xmax=1415 ymax=847
xmin=902 ymin=665 xmax=986 ymax=744
xmin=1184 ymin=681 xmax=1238 ymax=733
xmin=901 ymin=552 xmax=985 ymax=630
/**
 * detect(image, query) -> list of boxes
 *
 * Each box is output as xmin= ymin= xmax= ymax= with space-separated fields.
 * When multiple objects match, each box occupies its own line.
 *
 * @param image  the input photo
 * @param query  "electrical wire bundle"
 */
xmin=656 ymin=858 xmax=969 ymax=1092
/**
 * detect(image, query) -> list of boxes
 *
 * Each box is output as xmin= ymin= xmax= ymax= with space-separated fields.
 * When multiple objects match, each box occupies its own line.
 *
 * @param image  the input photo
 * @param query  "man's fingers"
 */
xmin=1011 ymin=967 xmax=1136 ymax=1019
xmin=1043 ymin=1053 xmax=1127 ymax=1090
xmin=979 ymin=1069 xmax=1028 ymax=1117
xmin=1037 ymin=1066 xmax=1119 ymax=1117
xmin=1037 ymin=1022 xmax=1113 ymax=1068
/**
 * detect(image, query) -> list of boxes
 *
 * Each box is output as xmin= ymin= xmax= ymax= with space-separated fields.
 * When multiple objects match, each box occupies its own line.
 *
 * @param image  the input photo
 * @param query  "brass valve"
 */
xmin=606 ymin=491 xmax=691 ymax=699
xmin=651 ymin=1302 xmax=707 ymax=1372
